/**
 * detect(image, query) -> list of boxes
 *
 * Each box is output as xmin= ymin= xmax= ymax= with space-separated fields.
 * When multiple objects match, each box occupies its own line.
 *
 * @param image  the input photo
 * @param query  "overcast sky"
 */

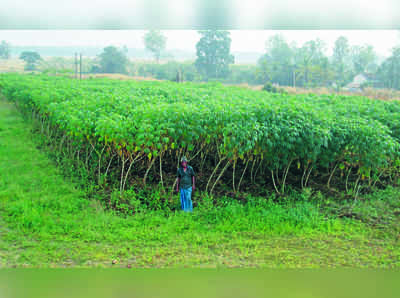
xmin=1 ymin=1 xmax=399 ymax=57
xmin=1 ymin=1 xmax=399 ymax=29
xmin=0 ymin=30 xmax=399 ymax=57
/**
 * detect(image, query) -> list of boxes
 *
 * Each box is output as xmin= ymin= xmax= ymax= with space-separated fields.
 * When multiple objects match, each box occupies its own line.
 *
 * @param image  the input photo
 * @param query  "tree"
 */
xmin=19 ymin=51 xmax=41 ymax=71
xmin=332 ymin=36 xmax=352 ymax=87
xmin=98 ymin=46 xmax=129 ymax=74
xmin=143 ymin=30 xmax=166 ymax=63
xmin=257 ymin=35 xmax=293 ymax=86
xmin=377 ymin=47 xmax=400 ymax=90
xmin=195 ymin=30 xmax=234 ymax=80
xmin=294 ymin=39 xmax=331 ymax=87
xmin=351 ymin=44 xmax=377 ymax=74
xmin=0 ymin=41 xmax=10 ymax=59
xmin=257 ymin=36 xmax=333 ymax=88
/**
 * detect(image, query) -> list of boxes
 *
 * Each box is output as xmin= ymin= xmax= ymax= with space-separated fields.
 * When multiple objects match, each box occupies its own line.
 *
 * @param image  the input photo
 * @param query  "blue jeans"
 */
xmin=180 ymin=187 xmax=193 ymax=212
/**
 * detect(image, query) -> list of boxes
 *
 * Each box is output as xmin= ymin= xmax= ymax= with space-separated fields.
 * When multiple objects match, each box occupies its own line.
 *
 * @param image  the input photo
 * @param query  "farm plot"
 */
xmin=1 ymin=73 xmax=400 ymax=200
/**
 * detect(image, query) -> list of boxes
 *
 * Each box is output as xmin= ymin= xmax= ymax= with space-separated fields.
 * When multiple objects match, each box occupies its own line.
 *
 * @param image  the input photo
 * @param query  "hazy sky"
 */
xmin=1 ymin=1 xmax=399 ymax=29
xmin=0 ymin=30 xmax=399 ymax=57
xmin=1 ymin=1 xmax=399 ymax=57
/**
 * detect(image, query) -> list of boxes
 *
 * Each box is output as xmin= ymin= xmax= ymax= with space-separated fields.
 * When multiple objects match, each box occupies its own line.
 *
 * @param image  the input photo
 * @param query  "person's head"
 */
xmin=181 ymin=156 xmax=188 ymax=167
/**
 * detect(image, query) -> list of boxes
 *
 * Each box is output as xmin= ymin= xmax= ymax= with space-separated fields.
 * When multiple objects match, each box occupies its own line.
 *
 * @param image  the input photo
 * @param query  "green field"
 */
xmin=2 ymin=73 xmax=400 ymax=197
xmin=0 ymin=74 xmax=399 ymax=267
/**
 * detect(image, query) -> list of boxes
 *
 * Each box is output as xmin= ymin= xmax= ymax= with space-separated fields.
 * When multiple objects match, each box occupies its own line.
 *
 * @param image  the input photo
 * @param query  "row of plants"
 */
xmin=1 ymin=73 xmax=400 ymax=202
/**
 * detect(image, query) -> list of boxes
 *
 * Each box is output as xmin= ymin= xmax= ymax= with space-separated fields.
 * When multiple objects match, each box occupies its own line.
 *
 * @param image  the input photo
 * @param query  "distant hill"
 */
xmin=11 ymin=46 xmax=262 ymax=64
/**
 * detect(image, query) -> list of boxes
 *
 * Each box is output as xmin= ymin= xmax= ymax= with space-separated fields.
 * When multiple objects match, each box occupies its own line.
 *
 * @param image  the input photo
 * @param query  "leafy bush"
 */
xmin=262 ymin=82 xmax=287 ymax=94
xmin=1 ymin=73 xmax=400 ymax=205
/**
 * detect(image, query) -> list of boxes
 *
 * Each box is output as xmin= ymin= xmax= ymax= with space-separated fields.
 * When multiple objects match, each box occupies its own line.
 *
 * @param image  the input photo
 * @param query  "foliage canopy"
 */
xmin=98 ymin=46 xmax=129 ymax=74
xmin=195 ymin=30 xmax=234 ymax=80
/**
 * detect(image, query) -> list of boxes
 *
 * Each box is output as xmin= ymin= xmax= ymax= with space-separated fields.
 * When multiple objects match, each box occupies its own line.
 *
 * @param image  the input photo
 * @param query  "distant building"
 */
xmin=344 ymin=73 xmax=380 ymax=92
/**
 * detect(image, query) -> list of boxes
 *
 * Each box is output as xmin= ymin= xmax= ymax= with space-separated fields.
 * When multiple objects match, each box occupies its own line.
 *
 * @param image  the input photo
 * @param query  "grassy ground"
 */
xmin=234 ymin=84 xmax=400 ymax=101
xmin=0 ymin=98 xmax=399 ymax=268
xmin=0 ymin=59 xmax=25 ymax=73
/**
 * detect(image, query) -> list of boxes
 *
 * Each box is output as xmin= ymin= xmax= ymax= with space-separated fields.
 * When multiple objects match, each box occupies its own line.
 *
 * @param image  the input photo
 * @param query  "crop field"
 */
xmin=1 ymin=73 xmax=400 ymax=199
xmin=1 ymin=73 xmax=400 ymax=268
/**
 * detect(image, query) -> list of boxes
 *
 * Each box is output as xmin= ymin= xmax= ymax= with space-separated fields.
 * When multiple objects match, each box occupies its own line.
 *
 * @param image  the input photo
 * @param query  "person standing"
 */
xmin=176 ymin=156 xmax=195 ymax=212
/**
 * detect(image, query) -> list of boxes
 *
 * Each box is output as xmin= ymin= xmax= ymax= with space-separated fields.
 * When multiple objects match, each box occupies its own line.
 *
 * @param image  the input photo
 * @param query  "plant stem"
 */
xmin=327 ymin=162 xmax=338 ymax=189
xmin=237 ymin=159 xmax=250 ymax=193
xmin=211 ymin=160 xmax=231 ymax=194
xmin=271 ymin=170 xmax=281 ymax=194
xmin=281 ymin=158 xmax=293 ymax=194
xmin=206 ymin=157 xmax=225 ymax=192
xmin=143 ymin=157 xmax=156 ymax=186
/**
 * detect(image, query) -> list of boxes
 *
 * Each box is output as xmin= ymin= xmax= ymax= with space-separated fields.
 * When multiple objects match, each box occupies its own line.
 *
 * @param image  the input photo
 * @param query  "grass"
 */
xmin=233 ymin=84 xmax=400 ymax=101
xmin=0 ymin=59 xmax=25 ymax=73
xmin=278 ymin=85 xmax=400 ymax=101
xmin=0 ymin=97 xmax=399 ymax=268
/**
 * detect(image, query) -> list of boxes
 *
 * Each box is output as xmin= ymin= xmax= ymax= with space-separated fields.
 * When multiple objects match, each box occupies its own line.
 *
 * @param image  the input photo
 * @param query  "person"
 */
xmin=176 ymin=156 xmax=195 ymax=212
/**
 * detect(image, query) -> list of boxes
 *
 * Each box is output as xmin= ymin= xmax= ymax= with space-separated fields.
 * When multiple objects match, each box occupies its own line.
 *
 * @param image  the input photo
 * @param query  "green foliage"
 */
xmin=224 ymin=64 xmax=263 ymax=85
xmin=1 ymin=97 xmax=399 ymax=268
xmin=0 ymin=40 xmax=11 ymax=59
xmin=262 ymin=82 xmax=286 ymax=93
xmin=257 ymin=35 xmax=293 ymax=86
xmin=42 ymin=68 xmax=73 ymax=76
xmin=257 ymin=35 xmax=334 ymax=88
xmin=1 ymin=73 xmax=400 ymax=199
xmin=332 ymin=36 xmax=353 ymax=87
xmin=97 ymin=46 xmax=128 ymax=74
xmin=195 ymin=30 xmax=234 ymax=80
xmin=130 ymin=60 xmax=201 ymax=81
xmin=129 ymin=61 xmax=263 ymax=85
xmin=255 ymin=35 xmax=383 ymax=89
xmin=143 ymin=30 xmax=167 ymax=63
xmin=294 ymin=39 xmax=332 ymax=87
xmin=19 ymin=51 xmax=41 ymax=70
xmin=351 ymin=44 xmax=377 ymax=74
xmin=377 ymin=47 xmax=400 ymax=90
xmin=37 ymin=56 xmax=97 ymax=74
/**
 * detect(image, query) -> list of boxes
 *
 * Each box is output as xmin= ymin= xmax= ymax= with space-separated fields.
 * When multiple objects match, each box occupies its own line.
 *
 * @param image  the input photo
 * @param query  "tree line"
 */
xmin=1 ymin=40 xmax=42 ymax=71
xmin=1 ymin=30 xmax=400 ymax=90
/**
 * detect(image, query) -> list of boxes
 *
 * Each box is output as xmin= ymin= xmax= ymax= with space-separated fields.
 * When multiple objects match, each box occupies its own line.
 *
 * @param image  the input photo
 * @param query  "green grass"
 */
xmin=0 ymin=98 xmax=399 ymax=268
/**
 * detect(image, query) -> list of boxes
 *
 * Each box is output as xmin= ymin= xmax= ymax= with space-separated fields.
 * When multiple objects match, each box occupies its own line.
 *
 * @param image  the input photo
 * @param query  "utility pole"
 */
xmin=293 ymin=70 xmax=296 ymax=88
xmin=74 ymin=52 xmax=78 ymax=79
xmin=79 ymin=53 xmax=82 ymax=80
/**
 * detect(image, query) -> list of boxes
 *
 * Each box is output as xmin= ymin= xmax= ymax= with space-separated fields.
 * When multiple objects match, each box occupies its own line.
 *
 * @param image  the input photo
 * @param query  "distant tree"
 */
xmin=351 ymin=44 xmax=377 ymax=74
xmin=143 ymin=30 xmax=166 ymax=63
xmin=195 ymin=30 xmax=234 ymax=80
xmin=257 ymin=35 xmax=293 ymax=86
xmin=0 ymin=41 xmax=11 ymax=59
xmin=295 ymin=39 xmax=331 ymax=87
xmin=98 ymin=46 xmax=128 ymax=73
xmin=377 ymin=47 xmax=400 ymax=90
xmin=332 ymin=36 xmax=352 ymax=87
xmin=19 ymin=51 xmax=41 ymax=71
xmin=90 ymin=65 xmax=102 ymax=74
xmin=257 ymin=36 xmax=333 ymax=88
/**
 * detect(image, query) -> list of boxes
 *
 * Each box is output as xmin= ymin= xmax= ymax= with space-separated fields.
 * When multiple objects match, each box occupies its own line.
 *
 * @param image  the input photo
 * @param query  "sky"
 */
xmin=1 ymin=30 xmax=399 ymax=57
xmin=1 ymin=0 xmax=399 ymax=58
xmin=1 ymin=0 xmax=399 ymax=30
